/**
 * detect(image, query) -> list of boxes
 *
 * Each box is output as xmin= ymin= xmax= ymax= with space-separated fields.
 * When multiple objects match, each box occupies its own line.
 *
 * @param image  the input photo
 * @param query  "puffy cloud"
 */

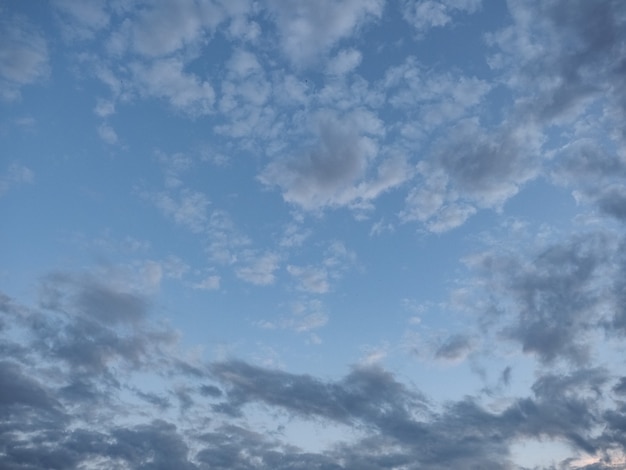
xmin=235 ymin=251 xmax=280 ymax=285
xmin=131 ymin=57 xmax=215 ymax=115
xmin=260 ymin=110 xmax=411 ymax=211
xmin=488 ymin=0 xmax=626 ymax=122
xmin=552 ymin=139 xmax=626 ymax=223
xmin=93 ymin=98 xmax=115 ymax=117
xmin=326 ymin=48 xmax=362 ymax=76
xmin=266 ymin=0 xmax=384 ymax=66
xmin=462 ymin=230 xmax=624 ymax=365
xmin=437 ymin=119 xmax=541 ymax=209
xmin=97 ymin=122 xmax=118 ymax=144
xmin=401 ymin=118 xmax=541 ymax=231
xmin=131 ymin=0 xmax=224 ymax=57
xmin=259 ymin=111 xmax=373 ymax=208
xmin=52 ymin=0 xmax=110 ymax=39
xmin=401 ymin=0 xmax=482 ymax=34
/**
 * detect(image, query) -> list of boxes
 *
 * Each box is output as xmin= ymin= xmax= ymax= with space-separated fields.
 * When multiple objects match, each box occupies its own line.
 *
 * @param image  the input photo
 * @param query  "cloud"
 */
xmin=52 ymin=0 xmax=110 ymax=39
xmin=462 ymin=230 xmax=623 ymax=365
xmin=326 ymin=48 xmax=362 ymax=76
xmin=144 ymin=188 xmax=211 ymax=233
xmin=132 ymin=0 xmax=203 ymax=57
xmin=260 ymin=110 xmax=411 ymax=212
xmin=437 ymin=119 xmax=541 ymax=209
xmin=284 ymin=241 xmax=356 ymax=293
xmin=97 ymin=122 xmax=118 ymax=144
xmin=235 ymin=251 xmax=280 ymax=285
xmin=193 ymin=275 xmax=221 ymax=291
xmin=205 ymin=209 xmax=251 ymax=265
xmin=266 ymin=0 xmax=383 ymax=66
xmin=214 ymin=48 xmax=274 ymax=141
xmin=39 ymin=272 xmax=149 ymax=326
xmin=434 ymin=334 xmax=476 ymax=363
xmin=211 ymin=359 xmax=429 ymax=425
xmin=260 ymin=110 xmax=376 ymax=207
xmin=93 ymin=98 xmax=115 ymax=117
xmin=287 ymin=265 xmax=330 ymax=293
xmin=552 ymin=138 xmax=626 ymax=223
xmin=488 ymin=0 xmax=626 ymax=123
xmin=208 ymin=359 xmax=617 ymax=468
xmin=3 ymin=281 xmax=626 ymax=470
xmin=401 ymin=0 xmax=482 ymax=34
xmin=0 ymin=15 xmax=49 ymax=101
xmin=0 ymin=163 xmax=34 ymax=197
xmin=131 ymin=57 xmax=215 ymax=115
xmin=0 ymin=360 xmax=61 ymax=412
xmin=401 ymin=118 xmax=541 ymax=231
xmin=257 ymin=299 xmax=329 ymax=333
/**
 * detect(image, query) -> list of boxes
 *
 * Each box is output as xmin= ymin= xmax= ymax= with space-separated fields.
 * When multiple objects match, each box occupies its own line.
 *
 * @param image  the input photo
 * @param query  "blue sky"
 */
xmin=2 ymin=0 xmax=626 ymax=468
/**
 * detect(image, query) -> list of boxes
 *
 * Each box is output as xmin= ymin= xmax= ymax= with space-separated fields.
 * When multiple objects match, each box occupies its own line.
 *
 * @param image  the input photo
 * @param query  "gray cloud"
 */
xmin=434 ymin=334 xmax=475 ymax=362
xmin=37 ymin=272 xmax=150 ymax=330
xmin=212 ymin=359 xmax=429 ymax=425
xmin=465 ymin=231 xmax=618 ymax=365
xmin=260 ymin=110 xmax=410 ymax=212
xmin=259 ymin=110 xmax=377 ymax=210
xmin=437 ymin=120 xmax=541 ymax=209
xmin=1 ymin=286 xmax=624 ymax=470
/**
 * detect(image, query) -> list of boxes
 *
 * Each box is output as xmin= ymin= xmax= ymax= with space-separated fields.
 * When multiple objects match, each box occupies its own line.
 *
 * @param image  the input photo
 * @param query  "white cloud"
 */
xmin=160 ymin=154 xmax=193 ymax=190
xmin=401 ymin=163 xmax=448 ymax=223
xmin=279 ymin=221 xmax=311 ymax=248
xmin=193 ymin=275 xmax=221 ymax=291
xmin=235 ymin=252 xmax=280 ymax=286
xmin=0 ymin=163 xmax=34 ymax=196
xmin=267 ymin=0 xmax=383 ymax=66
xmin=326 ymin=48 xmax=362 ymax=76
xmin=227 ymin=49 xmax=262 ymax=79
xmin=215 ymin=49 xmax=273 ymax=140
xmin=94 ymin=99 xmax=115 ymax=117
xmin=287 ymin=265 xmax=330 ymax=294
xmin=53 ymin=0 xmax=110 ymax=39
xmin=258 ymin=299 xmax=329 ymax=332
xmin=206 ymin=209 xmax=251 ymax=265
xmin=385 ymin=57 xmax=491 ymax=131
xmin=146 ymin=188 xmax=210 ymax=233
xmin=131 ymin=58 xmax=215 ymax=115
xmin=0 ymin=16 xmax=49 ymax=101
xmin=227 ymin=15 xmax=261 ymax=42
xmin=427 ymin=203 xmax=477 ymax=233
xmin=97 ymin=123 xmax=118 ymax=145
xmin=131 ymin=0 xmax=223 ymax=57
xmin=369 ymin=218 xmax=394 ymax=237
xmin=401 ymin=0 xmax=482 ymax=34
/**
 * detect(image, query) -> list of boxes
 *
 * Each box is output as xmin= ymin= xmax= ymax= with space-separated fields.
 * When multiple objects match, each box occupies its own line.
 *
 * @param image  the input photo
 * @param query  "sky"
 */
xmin=2 ymin=0 xmax=626 ymax=468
